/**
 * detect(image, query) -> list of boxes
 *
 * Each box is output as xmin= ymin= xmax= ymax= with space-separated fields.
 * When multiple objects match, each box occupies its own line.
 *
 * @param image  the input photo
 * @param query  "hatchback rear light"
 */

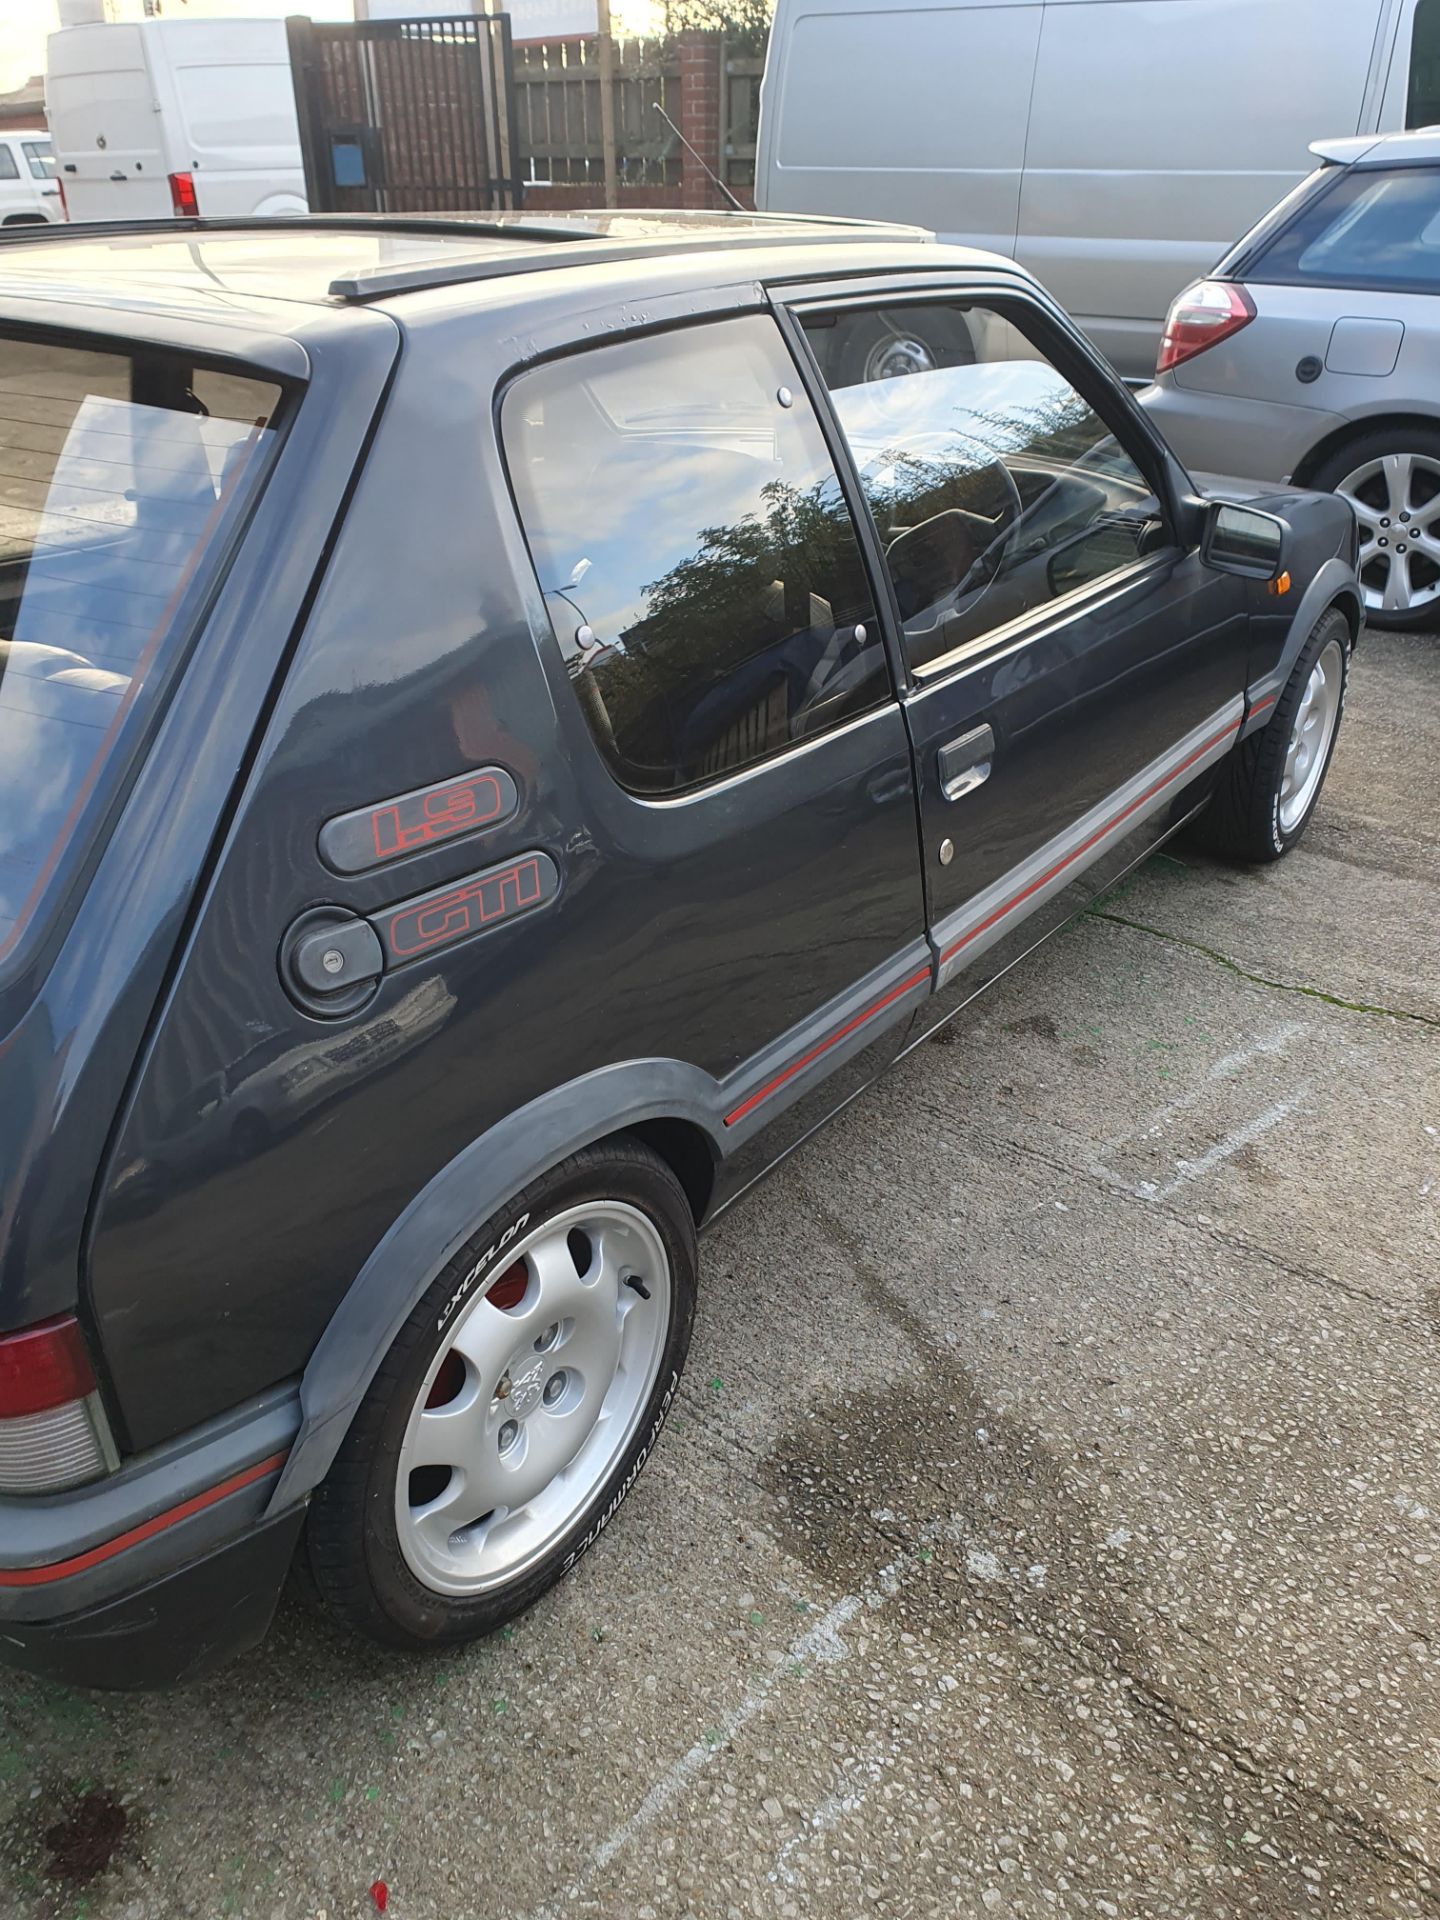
xmin=1156 ymin=279 xmax=1256 ymax=374
xmin=168 ymin=170 xmax=199 ymax=218
xmin=0 ymin=1315 xmax=115 ymax=1493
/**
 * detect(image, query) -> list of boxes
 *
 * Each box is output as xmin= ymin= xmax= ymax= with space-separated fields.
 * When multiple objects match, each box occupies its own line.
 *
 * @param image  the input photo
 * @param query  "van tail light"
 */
xmin=1157 ymin=279 xmax=1256 ymax=375
xmin=168 ymin=170 xmax=199 ymax=219
xmin=0 ymin=1315 xmax=115 ymax=1493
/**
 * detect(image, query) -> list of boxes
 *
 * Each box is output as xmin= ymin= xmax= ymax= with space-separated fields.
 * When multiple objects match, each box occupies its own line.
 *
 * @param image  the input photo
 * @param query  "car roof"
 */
xmin=1311 ymin=127 xmax=1440 ymax=167
xmin=0 ymin=210 xmax=955 ymax=312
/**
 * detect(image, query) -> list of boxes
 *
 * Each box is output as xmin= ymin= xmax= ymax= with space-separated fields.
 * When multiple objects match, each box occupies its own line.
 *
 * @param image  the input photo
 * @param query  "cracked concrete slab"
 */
xmin=1 ymin=628 xmax=1436 ymax=1919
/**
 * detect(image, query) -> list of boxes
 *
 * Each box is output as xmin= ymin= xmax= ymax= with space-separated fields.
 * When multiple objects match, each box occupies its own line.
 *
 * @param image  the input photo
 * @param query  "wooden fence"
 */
xmin=513 ymin=33 xmax=763 ymax=204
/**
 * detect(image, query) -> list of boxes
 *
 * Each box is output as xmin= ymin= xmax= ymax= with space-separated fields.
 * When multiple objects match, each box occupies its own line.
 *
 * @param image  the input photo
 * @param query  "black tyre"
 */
xmin=1306 ymin=423 xmax=1440 ymax=631
xmin=306 ymin=1138 xmax=697 ymax=1651
xmin=1191 ymin=607 xmax=1350 ymax=863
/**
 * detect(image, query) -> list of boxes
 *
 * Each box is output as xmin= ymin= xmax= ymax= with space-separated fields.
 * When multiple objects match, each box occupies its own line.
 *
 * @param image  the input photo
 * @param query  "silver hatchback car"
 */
xmin=1143 ymin=128 xmax=1440 ymax=630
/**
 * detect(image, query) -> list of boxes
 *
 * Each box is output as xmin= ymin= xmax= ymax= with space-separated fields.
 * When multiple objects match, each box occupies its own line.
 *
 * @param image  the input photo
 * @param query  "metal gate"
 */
xmin=286 ymin=14 xmax=523 ymax=215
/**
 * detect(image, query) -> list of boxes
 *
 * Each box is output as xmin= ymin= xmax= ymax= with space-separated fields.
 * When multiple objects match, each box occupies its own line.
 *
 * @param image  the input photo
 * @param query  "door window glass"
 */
xmin=802 ymin=304 xmax=1163 ymax=673
xmin=0 ymin=147 xmax=19 ymax=183
xmin=503 ymin=315 xmax=888 ymax=794
xmin=1410 ymin=0 xmax=1440 ymax=127
xmin=23 ymin=142 xmax=57 ymax=182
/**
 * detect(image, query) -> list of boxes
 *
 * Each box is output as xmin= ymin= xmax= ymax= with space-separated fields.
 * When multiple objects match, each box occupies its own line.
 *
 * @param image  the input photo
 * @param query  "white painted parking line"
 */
xmin=767 ymin=1752 xmax=888 ymax=1892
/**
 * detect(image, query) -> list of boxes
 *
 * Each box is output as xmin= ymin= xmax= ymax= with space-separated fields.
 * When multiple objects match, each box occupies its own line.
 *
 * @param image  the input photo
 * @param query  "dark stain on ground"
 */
xmin=1002 ymin=1011 xmax=1061 ymax=1041
xmin=42 ymin=1788 xmax=128 ymax=1884
xmin=765 ymin=1181 xmax=1440 ymax=1918
xmin=2 ymin=1779 xmax=143 ymax=1916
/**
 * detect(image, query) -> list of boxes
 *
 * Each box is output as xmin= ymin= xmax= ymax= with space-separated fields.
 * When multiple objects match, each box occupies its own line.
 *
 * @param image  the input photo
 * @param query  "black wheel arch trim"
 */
xmin=1242 ymin=560 xmax=1362 ymax=738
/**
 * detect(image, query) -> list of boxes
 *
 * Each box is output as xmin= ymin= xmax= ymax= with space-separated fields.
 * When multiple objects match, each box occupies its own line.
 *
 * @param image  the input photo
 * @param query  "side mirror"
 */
xmin=1201 ymin=501 xmax=1286 ymax=580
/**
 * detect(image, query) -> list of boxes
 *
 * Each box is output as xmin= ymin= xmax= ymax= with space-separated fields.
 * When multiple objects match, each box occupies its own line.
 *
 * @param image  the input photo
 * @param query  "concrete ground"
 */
xmin=2 ymin=628 xmax=1437 ymax=1920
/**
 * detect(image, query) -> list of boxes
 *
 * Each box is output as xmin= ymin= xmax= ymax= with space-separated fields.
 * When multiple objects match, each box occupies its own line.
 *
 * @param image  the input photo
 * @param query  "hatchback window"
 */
xmin=503 ymin=315 xmax=888 ymax=794
xmin=1255 ymin=165 xmax=1440 ymax=290
xmin=0 ymin=339 xmax=281 ymax=967
xmin=23 ymin=142 xmax=57 ymax=182
xmin=802 ymin=303 xmax=1164 ymax=674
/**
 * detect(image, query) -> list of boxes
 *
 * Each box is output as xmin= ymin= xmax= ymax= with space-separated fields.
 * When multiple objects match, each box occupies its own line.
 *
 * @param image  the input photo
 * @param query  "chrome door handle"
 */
xmin=938 ymin=723 xmax=995 ymax=801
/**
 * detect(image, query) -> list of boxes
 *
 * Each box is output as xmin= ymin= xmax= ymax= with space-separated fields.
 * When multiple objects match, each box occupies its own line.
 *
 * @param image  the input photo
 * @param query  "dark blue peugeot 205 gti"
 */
xmin=0 ymin=213 xmax=1359 ymax=1687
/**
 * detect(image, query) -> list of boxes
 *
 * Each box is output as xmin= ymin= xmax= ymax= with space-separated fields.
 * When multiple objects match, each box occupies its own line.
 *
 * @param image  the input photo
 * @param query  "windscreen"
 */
xmin=0 ymin=338 xmax=280 ymax=968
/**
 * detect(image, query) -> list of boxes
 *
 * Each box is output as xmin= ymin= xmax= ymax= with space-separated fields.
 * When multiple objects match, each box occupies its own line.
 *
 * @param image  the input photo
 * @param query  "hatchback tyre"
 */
xmin=306 ymin=1140 xmax=696 ymax=1650
xmin=1192 ymin=607 xmax=1349 ymax=863
xmin=1309 ymin=426 xmax=1440 ymax=630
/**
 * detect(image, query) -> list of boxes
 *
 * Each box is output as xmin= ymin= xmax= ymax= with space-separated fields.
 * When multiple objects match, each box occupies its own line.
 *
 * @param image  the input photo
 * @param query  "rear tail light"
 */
xmin=168 ymin=170 xmax=199 ymax=219
xmin=1157 ymin=279 xmax=1256 ymax=375
xmin=56 ymin=176 xmax=68 ymax=220
xmin=0 ymin=1316 xmax=115 ymax=1493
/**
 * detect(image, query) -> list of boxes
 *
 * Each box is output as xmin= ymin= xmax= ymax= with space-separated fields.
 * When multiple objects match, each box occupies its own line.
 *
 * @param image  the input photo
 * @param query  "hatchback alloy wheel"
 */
xmin=1334 ymin=450 xmax=1440 ymax=619
xmin=396 ymin=1201 xmax=672 ymax=1596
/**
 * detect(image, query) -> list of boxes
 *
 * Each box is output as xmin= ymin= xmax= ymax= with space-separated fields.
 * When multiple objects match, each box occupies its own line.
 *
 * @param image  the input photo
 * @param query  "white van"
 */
xmin=46 ymin=18 xmax=307 ymax=223
xmin=0 ymin=134 xmax=63 ymax=226
xmin=755 ymin=0 xmax=1440 ymax=377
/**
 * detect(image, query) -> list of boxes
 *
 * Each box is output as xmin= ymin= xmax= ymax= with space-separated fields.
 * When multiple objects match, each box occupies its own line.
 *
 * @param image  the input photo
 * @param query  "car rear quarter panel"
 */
xmin=0 ymin=306 xmax=397 ymax=1349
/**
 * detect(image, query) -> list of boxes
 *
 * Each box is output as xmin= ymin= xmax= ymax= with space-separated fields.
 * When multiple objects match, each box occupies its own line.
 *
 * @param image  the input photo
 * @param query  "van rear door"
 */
xmin=158 ymin=21 xmax=306 ymax=219
xmin=45 ymin=25 xmax=172 ymax=221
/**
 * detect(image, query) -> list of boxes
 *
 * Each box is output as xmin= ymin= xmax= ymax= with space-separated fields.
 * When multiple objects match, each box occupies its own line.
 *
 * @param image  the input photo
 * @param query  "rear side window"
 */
xmin=0 ymin=147 xmax=18 ymax=184
xmin=0 ymin=338 xmax=280 ymax=967
xmin=23 ymin=142 xmax=57 ymax=182
xmin=502 ymin=315 xmax=888 ymax=795
xmin=1252 ymin=165 xmax=1440 ymax=290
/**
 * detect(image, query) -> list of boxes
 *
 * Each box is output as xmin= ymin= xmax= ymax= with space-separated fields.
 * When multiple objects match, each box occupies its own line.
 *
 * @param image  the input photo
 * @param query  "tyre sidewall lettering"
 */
xmin=436 ymin=1210 xmax=531 ymax=1332
xmin=560 ymin=1370 xmax=680 ymax=1575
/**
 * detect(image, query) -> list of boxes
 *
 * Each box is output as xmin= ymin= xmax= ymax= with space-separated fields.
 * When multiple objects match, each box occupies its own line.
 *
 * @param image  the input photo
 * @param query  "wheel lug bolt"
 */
xmin=1381 ymin=518 xmax=1391 ymax=527
xmin=1379 ymin=537 xmax=1388 ymax=547
xmin=534 ymin=1323 xmax=560 ymax=1352
xmin=498 ymin=1418 xmax=519 ymax=1451
xmin=543 ymin=1370 xmax=568 ymax=1406
xmin=1398 ymin=543 xmax=1408 ymax=553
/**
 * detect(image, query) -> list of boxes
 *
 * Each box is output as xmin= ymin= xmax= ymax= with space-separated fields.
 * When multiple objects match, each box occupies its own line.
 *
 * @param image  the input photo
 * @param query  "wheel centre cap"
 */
xmin=507 ymin=1357 xmax=546 ymax=1418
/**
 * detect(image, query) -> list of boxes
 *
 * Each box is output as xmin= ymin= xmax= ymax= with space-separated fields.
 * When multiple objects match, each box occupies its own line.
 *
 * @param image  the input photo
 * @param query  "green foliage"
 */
xmin=661 ymin=0 xmax=773 ymax=54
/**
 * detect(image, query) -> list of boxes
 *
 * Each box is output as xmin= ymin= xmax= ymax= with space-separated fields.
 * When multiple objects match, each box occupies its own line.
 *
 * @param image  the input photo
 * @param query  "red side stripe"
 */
xmin=1249 ymin=694 xmax=1277 ymax=721
xmin=940 ymin=717 xmax=1241 ymax=966
xmin=0 ymin=1450 xmax=290 ymax=1588
xmin=724 ymin=966 xmax=931 ymax=1127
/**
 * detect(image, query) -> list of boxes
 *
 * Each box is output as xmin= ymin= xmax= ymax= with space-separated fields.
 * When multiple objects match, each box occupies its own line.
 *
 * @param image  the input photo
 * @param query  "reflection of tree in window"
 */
xmin=574 ymin=470 xmax=879 ymax=789
xmin=504 ymin=315 xmax=887 ymax=796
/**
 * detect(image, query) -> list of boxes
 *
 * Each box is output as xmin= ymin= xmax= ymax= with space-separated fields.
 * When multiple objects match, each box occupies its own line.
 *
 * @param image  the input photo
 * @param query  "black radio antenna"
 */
xmin=652 ymin=102 xmax=746 ymax=213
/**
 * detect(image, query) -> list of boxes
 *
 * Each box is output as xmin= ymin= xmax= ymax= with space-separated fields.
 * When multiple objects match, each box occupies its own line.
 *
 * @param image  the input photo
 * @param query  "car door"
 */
xmin=781 ymin=278 xmax=1252 ymax=1035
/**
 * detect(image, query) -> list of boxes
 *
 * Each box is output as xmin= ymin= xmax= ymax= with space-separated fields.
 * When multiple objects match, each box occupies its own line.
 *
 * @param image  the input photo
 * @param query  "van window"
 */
xmin=1253 ymin=165 xmax=1440 ymax=290
xmin=23 ymin=142 xmax=57 ymax=182
xmin=503 ymin=316 xmax=888 ymax=794
xmin=1409 ymin=0 xmax=1440 ymax=127
xmin=0 ymin=339 xmax=281 ymax=968
xmin=0 ymin=147 xmax=18 ymax=184
xmin=802 ymin=303 xmax=1164 ymax=674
